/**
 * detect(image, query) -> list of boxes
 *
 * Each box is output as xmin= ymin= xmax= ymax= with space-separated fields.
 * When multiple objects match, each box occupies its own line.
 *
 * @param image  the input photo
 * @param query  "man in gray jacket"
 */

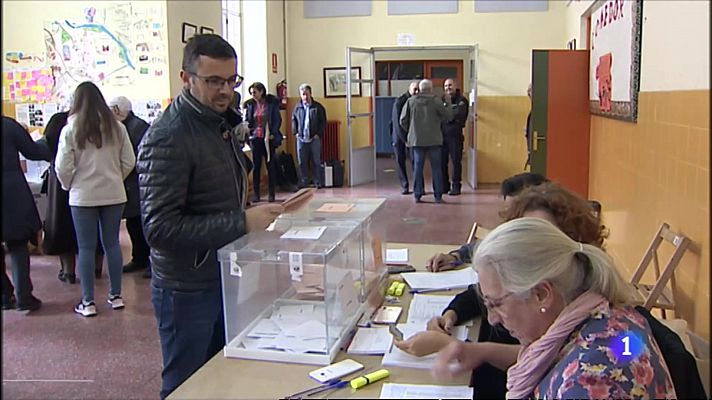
xmin=399 ymin=79 xmax=453 ymax=203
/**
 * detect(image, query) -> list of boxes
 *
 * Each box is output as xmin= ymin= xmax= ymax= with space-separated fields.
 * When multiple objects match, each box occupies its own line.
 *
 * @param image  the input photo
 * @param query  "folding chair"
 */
xmin=629 ymin=223 xmax=690 ymax=319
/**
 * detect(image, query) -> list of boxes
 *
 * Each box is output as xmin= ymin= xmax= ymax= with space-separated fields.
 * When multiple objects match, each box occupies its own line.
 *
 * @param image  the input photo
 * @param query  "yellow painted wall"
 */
xmin=266 ymin=0 xmax=286 ymax=91
xmin=590 ymin=91 xmax=710 ymax=340
xmin=1 ymin=0 xmax=170 ymax=100
xmin=564 ymin=1 xmax=710 ymax=340
xmin=476 ymin=96 xmax=530 ymax=182
xmin=165 ymin=0 xmax=222 ymax=98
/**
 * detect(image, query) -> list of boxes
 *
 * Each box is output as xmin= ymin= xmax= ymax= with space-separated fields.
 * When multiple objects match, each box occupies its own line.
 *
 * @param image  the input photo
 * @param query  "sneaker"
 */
xmin=16 ymin=296 xmax=42 ymax=312
xmin=107 ymin=295 xmax=124 ymax=310
xmin=401 ymin=188 xmax=411 ymax=195
xmin=74 ymin=301 xmax=97 ymax=317
xmin=434 ymin=197 xmax=444 ymax=204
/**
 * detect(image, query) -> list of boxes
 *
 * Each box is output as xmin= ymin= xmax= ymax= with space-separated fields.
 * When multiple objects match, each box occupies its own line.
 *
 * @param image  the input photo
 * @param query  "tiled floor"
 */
xmin=2 ymin=158 xmax=504 ymax=399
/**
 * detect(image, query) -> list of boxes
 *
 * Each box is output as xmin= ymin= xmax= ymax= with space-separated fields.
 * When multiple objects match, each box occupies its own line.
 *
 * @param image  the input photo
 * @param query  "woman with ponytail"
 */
xmin=432 ymin=217 xmax=676 ymax=399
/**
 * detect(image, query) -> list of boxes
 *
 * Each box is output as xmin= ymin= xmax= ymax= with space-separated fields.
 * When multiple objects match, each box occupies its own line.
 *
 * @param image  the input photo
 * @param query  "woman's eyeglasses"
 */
xmin=475 ymin=284 xmax=517 ymax=312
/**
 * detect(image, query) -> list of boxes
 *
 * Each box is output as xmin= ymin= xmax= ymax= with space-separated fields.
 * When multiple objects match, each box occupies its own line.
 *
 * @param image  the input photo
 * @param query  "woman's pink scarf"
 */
xmin=505 ymin=291 xmax=608 ymax=399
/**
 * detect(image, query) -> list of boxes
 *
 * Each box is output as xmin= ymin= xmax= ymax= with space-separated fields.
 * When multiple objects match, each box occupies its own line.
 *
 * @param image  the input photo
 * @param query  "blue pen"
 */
xmin=409 ymin=285 xmax=470 ymax=294
xmin=284 ymin=379 xmax=348 ymax=399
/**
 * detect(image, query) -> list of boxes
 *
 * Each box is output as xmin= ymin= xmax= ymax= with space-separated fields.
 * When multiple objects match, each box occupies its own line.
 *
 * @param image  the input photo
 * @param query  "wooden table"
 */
xmin=169 ymin=242 xmax=478 ymax=399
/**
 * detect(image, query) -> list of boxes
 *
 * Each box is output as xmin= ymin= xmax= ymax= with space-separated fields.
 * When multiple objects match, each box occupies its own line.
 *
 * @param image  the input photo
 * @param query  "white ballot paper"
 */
xmin=381 ymin=323 xmax=467 ymax=369
xmin=407 ymin=294 xmax=472 ymax=327
xmin=401 ymin=268 xmax=477 ymax=291
xmin=380 ymin=383 xmax=473 ymax=399
xmin=385 ymin=248 xmax=409 ymax=264
xmin=347 ymin=327 xmax=393 ymax=355
xmin=280 ymin=226 xmax=327 ymax=240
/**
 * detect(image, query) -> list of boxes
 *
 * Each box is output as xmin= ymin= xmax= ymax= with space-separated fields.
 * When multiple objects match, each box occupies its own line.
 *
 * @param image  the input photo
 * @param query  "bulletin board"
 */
xmin=3 ymin=1 xmax=169 ymax=106
xmin=589 ymin=0 xmax=643 ymax=122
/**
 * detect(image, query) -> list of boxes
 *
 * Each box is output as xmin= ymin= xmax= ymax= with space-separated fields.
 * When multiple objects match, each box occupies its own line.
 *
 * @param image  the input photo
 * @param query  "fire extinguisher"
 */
xmin=276 ymin=79 xmax=288 ymax=110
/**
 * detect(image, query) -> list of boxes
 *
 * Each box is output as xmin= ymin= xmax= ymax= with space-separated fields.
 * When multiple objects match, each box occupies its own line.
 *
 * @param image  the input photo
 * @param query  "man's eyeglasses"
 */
xmin=189 ymin=72 xmax=243 ymax=90
xmin=475 ymin=284 xmax=517 ymax=312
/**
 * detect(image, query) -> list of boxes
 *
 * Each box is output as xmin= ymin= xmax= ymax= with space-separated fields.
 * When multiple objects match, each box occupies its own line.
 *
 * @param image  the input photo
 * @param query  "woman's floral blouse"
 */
xmin=534 ymin=304 xmax=676 ymax=399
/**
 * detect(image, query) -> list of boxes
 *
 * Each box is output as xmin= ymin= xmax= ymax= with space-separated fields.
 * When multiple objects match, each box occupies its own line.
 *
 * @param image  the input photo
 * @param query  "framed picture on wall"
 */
xmin=588 ymin=0 xmax=643 ymax=122
xmin=201 ymin=26 xmax=214 ymax=35
xmin=323 ymin=67 xmax=362 ymax=98
xmin=182 ymin=23 xmax=197 ymax=43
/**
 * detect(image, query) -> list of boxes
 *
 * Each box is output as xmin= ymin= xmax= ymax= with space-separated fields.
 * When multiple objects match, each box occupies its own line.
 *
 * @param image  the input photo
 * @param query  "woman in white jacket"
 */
xmin=55 ymin=82 xmax=136 ymax=317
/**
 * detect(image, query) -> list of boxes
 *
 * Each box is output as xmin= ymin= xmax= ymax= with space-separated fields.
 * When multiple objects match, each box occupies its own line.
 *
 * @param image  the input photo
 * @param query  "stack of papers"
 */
xmin=347 ymin=327 xmax=393 ymax=355
xmin=406 ymin=294 xmax=472 ymax=327
xmin=381 ymin=344 xmax=438 ymax=369
xmin=242 ymin=304 xmax=329 ymax=353
xmin=380 ymin=383 xmax=473 ymax=399
xmin=401 ymin=268 xmax=477 ymax=291
xmin=380 ymin=323 xmax=441 ymax=369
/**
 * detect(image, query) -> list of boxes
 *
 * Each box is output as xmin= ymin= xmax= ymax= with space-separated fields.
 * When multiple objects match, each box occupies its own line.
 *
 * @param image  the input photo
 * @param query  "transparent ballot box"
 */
xmin=218 ymin=219 xmax=383 ymax=365
xmin=277 ymin=197 xmax=387 ymax=281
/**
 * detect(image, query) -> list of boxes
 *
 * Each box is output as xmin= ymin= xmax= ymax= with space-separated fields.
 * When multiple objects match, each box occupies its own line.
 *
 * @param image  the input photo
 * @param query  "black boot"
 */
xmin=448 ymin=184 xmax=461 ymax=196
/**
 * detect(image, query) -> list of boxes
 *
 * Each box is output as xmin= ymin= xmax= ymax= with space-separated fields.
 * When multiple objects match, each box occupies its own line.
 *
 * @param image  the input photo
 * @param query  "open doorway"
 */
xmin=345 ymin=45 xmax=478 ymax=189
xmin=374 ymin=59 xmax=463 ymax=157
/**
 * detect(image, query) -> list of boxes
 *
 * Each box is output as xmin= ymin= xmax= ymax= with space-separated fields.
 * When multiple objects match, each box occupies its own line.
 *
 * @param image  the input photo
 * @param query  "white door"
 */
xmin=346 ymin=46 xmax=376 ymax=186
xmin=467 ymin=45 xmax=479 ymax=189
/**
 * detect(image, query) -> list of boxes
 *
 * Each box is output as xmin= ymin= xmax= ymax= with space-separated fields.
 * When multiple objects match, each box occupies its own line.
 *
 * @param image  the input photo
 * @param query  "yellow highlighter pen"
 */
xmin=394 ymin=282 xmax=406 ymax=297
xmin=349 ymin=369 xmax=390 ymax=389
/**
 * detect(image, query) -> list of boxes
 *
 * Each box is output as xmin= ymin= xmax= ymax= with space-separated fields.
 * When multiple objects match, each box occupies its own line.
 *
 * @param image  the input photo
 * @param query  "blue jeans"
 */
xmin=151 ymin=283 xmax=225 ymax=399
xmin=412 ymin=146 xmax=444 ymax=199
xmin=70 ymin=204 xmax=124 ymax=302
xmin=297 ymin=137 xmax=321 ymax=186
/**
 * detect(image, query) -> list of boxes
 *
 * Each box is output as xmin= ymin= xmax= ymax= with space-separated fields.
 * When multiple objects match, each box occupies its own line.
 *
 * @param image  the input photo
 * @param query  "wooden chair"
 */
xmin=629 ymin=223 xmax=690 ymax=318
xmin=467 ymin=222 xmax=479 ymax=244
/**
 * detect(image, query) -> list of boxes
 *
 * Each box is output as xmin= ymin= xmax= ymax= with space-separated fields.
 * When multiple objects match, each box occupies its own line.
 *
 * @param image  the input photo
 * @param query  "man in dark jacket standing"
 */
xmin=441 ymin=78 xmax=469 ymax=196
xmin=390 ymin=81 xmax=418 ymax=195
xmin=136 ymin=34 xmax=283 ymax=399
xmin=2 ymin=116 xmax=50 ymax=312
xmin=291 ymin=83 xmax=327 ymax=188
xmin=109 ymin=96 xmax=152 ymax=278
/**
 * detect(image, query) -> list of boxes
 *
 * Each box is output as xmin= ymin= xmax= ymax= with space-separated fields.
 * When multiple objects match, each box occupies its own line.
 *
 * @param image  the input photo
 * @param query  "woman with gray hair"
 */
xmin=432 ymin=217 xmax=676 ymax=399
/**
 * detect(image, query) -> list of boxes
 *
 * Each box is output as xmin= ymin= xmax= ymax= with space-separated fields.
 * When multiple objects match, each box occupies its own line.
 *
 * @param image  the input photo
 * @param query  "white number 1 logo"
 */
xmin=622 ymin=336 xmax=632 ymax=356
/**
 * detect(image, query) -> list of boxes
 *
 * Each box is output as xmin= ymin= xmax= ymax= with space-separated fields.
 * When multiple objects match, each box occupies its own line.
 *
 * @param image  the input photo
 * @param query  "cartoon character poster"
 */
xmin=589 ymin=0 xmax=642 ymax=122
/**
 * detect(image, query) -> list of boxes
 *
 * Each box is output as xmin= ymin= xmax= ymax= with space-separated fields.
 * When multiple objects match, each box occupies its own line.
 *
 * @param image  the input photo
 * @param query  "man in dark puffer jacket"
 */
xmin=136 ymin=34 xmax=283 ymax=400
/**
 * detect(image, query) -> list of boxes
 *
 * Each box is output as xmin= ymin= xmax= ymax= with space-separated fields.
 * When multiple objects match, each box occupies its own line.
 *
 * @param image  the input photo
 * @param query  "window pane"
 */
xmin=431 ymin=66 xmax=457 ymax=79
xmin=377 ymin=81 xmax=390 ymax=96
xmin=391 ymin=80 xmax=414 ymax=96
xmin=391 ymin=63 xmax=423 ymax=80
xmin=377 ymin=64 xmax=389 ymax=80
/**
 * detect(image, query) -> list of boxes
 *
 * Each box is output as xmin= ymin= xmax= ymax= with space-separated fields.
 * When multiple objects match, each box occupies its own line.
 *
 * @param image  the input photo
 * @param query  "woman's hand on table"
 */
xmin=426 ymin=252 xmax=458 ymax=272
xmin=393 ymin=330 xmax=458 ymax=357
xmin=426 ymin=310 xmax=457 ymax=334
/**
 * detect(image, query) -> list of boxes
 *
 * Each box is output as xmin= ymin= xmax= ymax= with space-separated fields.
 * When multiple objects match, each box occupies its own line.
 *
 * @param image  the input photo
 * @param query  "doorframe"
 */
xmin=346 ymin=45 xmax=478 ymax=188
